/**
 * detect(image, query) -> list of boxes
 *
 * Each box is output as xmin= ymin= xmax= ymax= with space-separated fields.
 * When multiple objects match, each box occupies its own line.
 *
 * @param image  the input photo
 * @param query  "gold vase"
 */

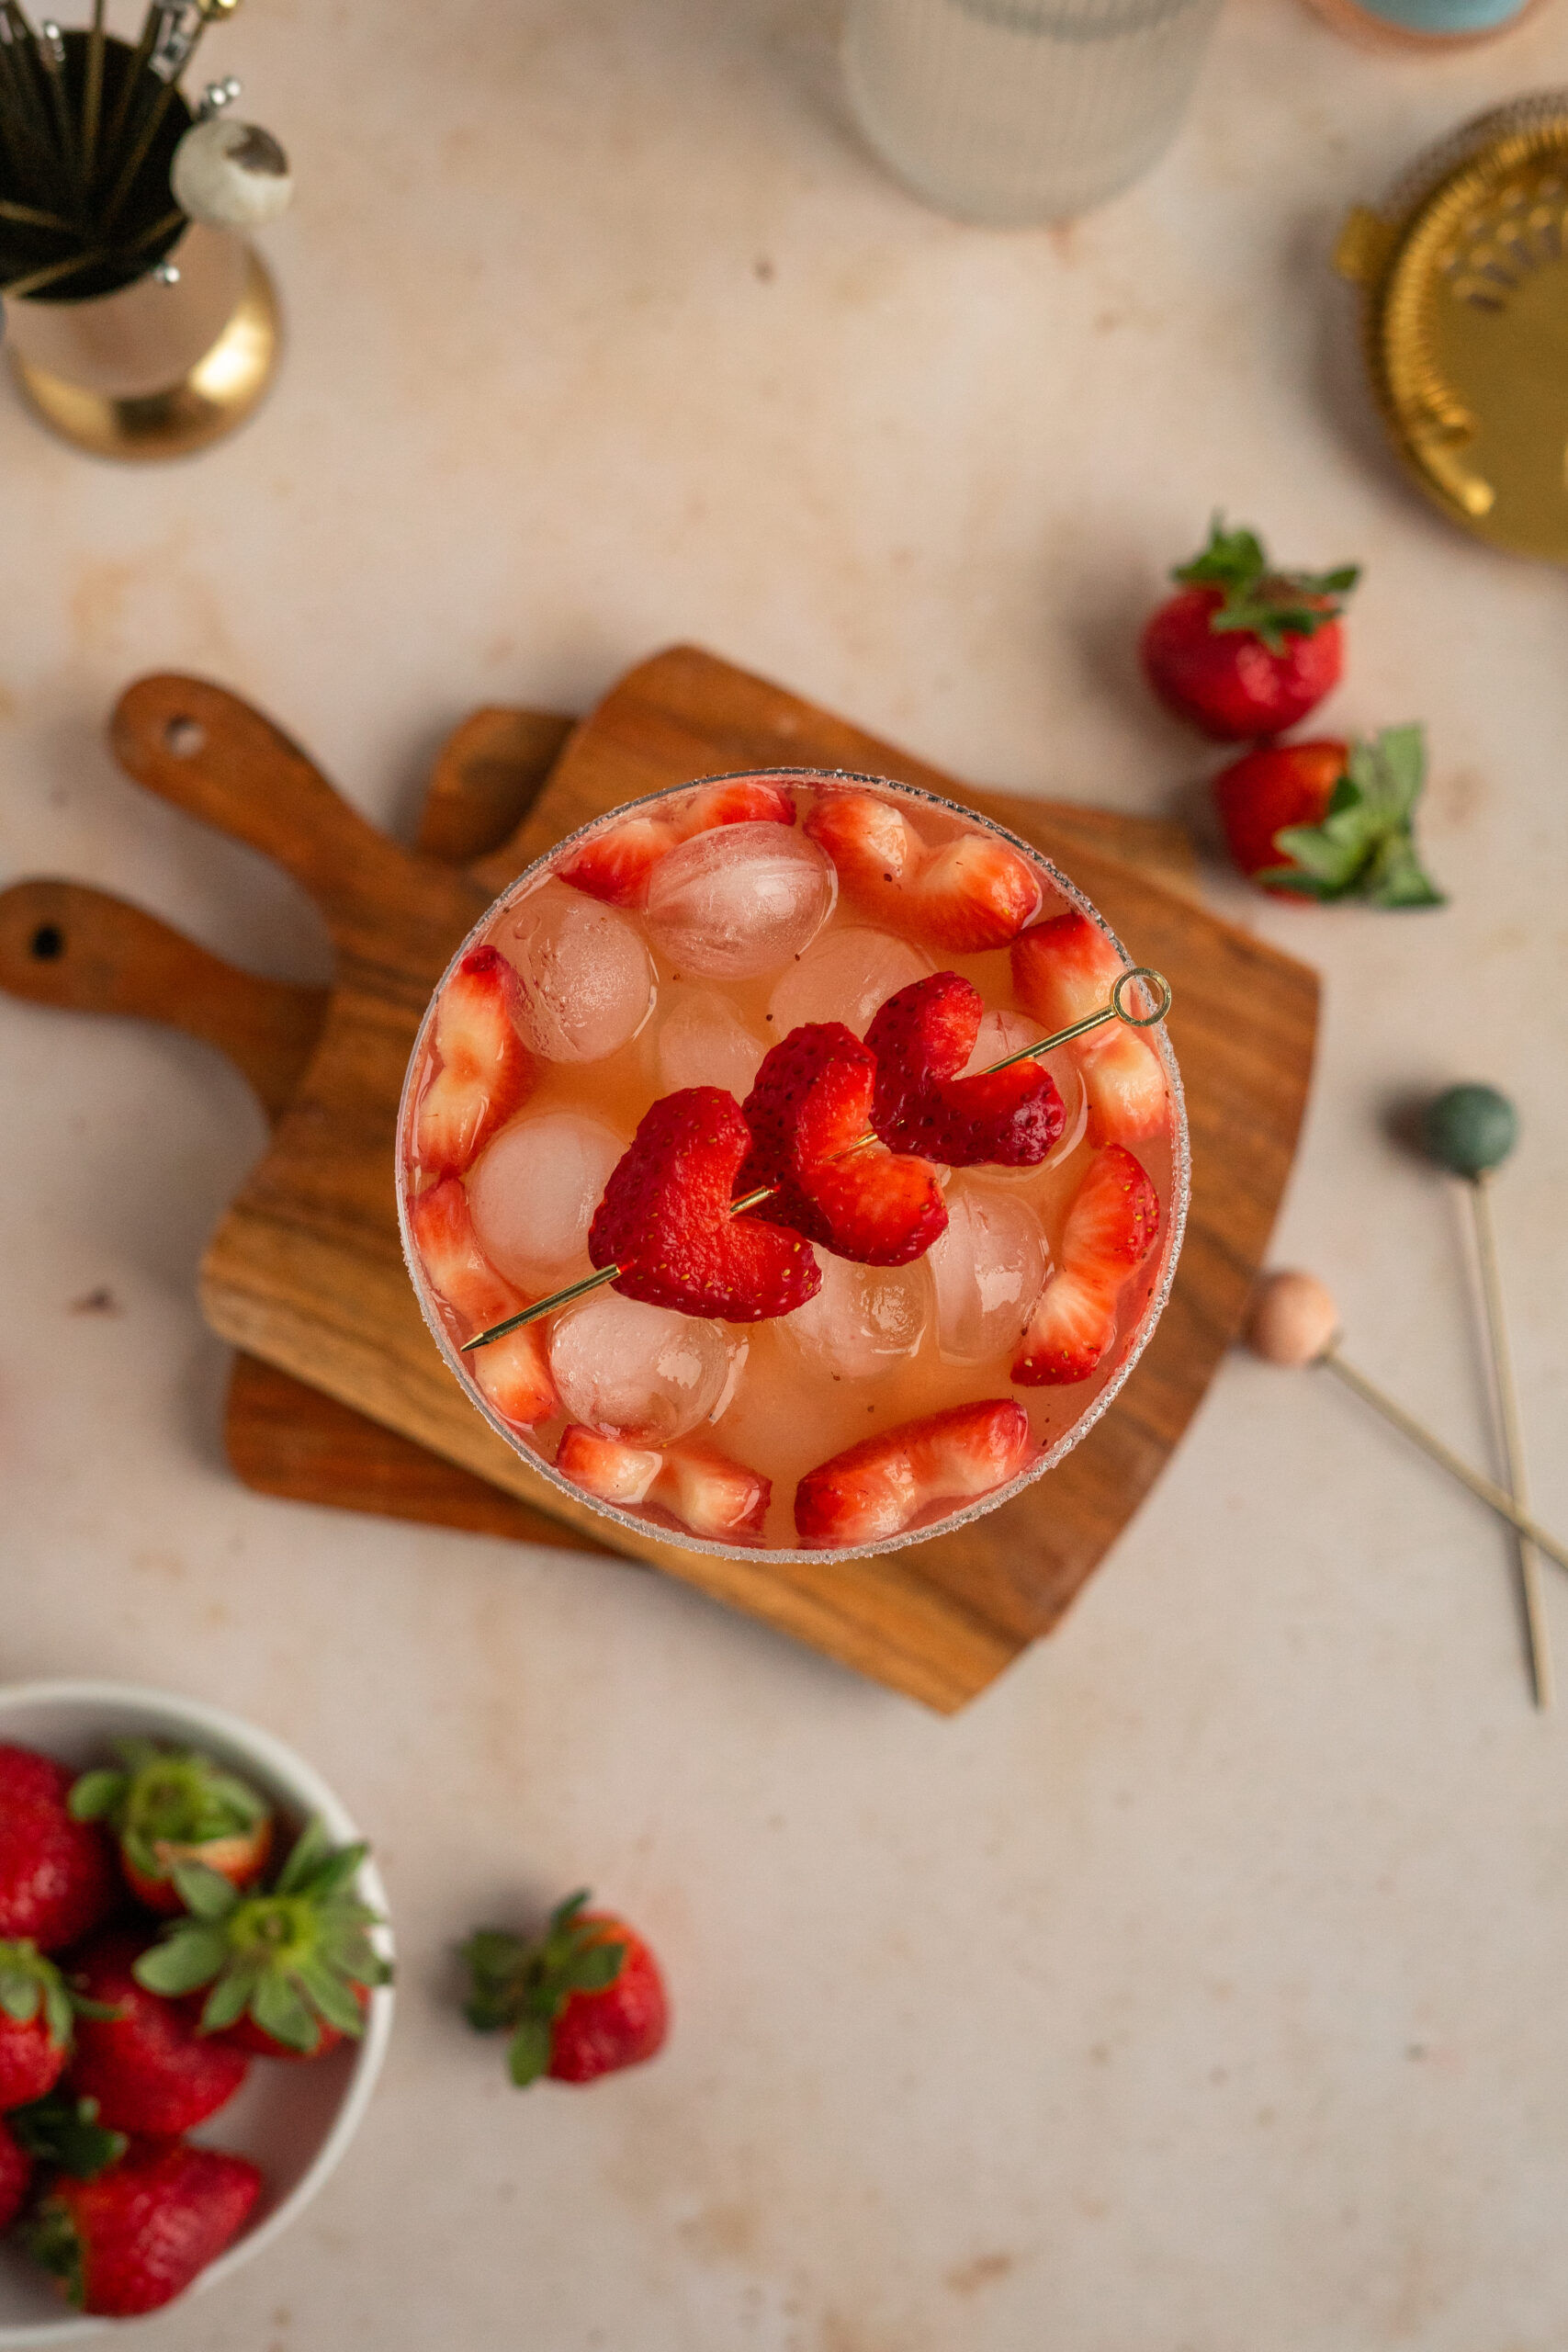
xmin=3 ymin=221 xmax=280 ymax=461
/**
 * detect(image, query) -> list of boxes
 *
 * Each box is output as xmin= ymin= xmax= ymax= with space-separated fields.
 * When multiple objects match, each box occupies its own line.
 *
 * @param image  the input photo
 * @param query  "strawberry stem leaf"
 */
xmin=8 ymin=2092 xmax=126 ymax=2179
xmin=1257 ymin=725 xmax=1446 ymax=908
xmin=462 ymin=1891 xmax=627 ymax=2088
xmin=1174 ymin=514 xmax=1359 ymax=654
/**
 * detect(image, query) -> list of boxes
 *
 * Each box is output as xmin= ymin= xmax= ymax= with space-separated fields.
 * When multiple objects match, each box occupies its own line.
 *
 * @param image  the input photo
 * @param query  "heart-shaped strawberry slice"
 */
xmin=865 ymin=973 xmax=1064 ymax=1167
xmin=589 ymin=1087 xmax=820 ymax=1322
xmin=738 ymin=1023 xmax=948 ymax=1268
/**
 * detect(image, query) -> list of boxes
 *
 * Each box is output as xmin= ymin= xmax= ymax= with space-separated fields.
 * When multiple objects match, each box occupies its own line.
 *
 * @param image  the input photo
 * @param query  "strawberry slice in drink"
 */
xmin=864 ymin=973 xmax=1064 ymax=1168
xmin=406 ymin=1179 xmax=556 ymax=1422
xmin=412 ymin=946 xmax=536 ymax=1181
xmin=806 ymin=789 xmax=1041 ymax=953
xmin=738 ymin=1023 xmax=947 ymax=1267
xmin=557 ymin=1426 xmax=771 ymax=1542
xmin=1011 ymin=911 xmax=1168 ymax=1149
xmin=558 ymin=777 xmax=795 ymax=907
xmin=589 ymin=1088 xmax=820 ymax=1322
xmin=1012 ymin=1145 xmax=1160 ymax=1385
xmin=794 ymin=1398 xmax=1032 ymax=1547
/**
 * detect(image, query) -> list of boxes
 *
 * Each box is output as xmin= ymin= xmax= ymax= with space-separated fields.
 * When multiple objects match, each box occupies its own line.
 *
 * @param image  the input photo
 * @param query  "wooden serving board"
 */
xmin=0 ymin=693 xmax=1189 ymax=1570
xmin=16 ymin=647 xmax=1317 ymax=1709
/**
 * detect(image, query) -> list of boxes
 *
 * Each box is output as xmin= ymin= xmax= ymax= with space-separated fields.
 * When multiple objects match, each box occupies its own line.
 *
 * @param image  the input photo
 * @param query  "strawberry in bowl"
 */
xmin=0 ymin=1682 xmax=394 ymax=2335
xmin=398 ymin=770 xmax=1189 ymax=1565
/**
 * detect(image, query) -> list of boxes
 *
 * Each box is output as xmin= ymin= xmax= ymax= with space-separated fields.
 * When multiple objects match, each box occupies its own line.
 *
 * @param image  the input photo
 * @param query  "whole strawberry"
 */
xmin=1213 ymin=726 xmax=1445 ymax=907
xmin=0 ymin=1744 xmax=118 ymax=1953
xmin=69 ymin=1740 xmax=273 ymax=1917
xmin=133 ymin=1815 xmax=389 ymax=2059
xmin=65 ymin=1928 xmax=249 ymax=2134
xmin=0 ymin=1940 xmax=118 ymax=2109
xmin=463 ymin=1891 xmax=668 ymax=2086
xmin=24 ymin=2138 xmax=261 ymax=2315
xmin=1141 ymin=517 xmax=1359 ymax=741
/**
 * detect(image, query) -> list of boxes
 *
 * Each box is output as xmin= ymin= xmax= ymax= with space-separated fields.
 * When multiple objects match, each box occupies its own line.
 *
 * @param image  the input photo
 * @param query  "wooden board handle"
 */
xmin=0 ymin=877 xmax=327 ymax=1125
xmin=111 ymin=674 xmax=414 ymax=936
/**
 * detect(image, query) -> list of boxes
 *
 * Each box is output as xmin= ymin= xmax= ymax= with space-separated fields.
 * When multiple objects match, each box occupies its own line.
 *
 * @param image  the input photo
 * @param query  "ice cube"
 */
xmin=645 ymin=821 xmax=835 ymax=980
xmin=928 ymin=1179 xmax=1048 ymax=1363
xmin=780 ymin=1251 xmax=928 ymax=1382
xmin=498 ymin=884 xmax=656 ymax=1062
xmin=768 ymin=926 xmax=931 ymax=1040
xmin=961 ymin=1008 xmax=1043 ymax=1078
xmin=657 ymin=992 xmax=766 ymax=1098
xmin=547 ymin=1292 xmax=744 ymax=1442
xmin=468 ymin=1113 xmax=626 ymax=1287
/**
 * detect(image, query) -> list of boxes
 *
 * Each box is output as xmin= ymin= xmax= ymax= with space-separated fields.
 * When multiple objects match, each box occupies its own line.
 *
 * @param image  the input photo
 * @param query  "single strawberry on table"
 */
xmin=65 ymin=1927 xmax=251 ymax=2134
xmin=68 ymin=1738 xmax=273 ymax=1917
xmin=1140 ymin=516 xmax=1359 ymax=741
xmin=133 ymin=1815 xmax=389 ymax=2060
xmin=738 ymin=1020 xmax=948 ymax=1267
xmin=24 ymin=2137 xmax=262 ymax=2317
xmin=1213 ymin=726 xmax=1446 ymax=907
xmin=0 ymin=1744 xmax=118 ymax=1955
xmin=462 ymin=1890 xmax=668 ymax=2086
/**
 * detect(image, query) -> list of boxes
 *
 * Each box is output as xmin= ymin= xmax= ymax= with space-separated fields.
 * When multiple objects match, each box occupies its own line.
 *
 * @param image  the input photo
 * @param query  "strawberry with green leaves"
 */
xmin=463 ymin=1892 xmax=669 ymax=2086
xmin=0 ymin=1940 xmax=119 ymax=2109
xmin=24 ymin=2137 xmax=261 ymax=2316
xmin=69 ymin=1740 xmax=273 ymax=1917
xmin=1213 ymin=726 xmax=1446 ymax=907
xmin=133 ymin=1817 xmax=389 ymax=2060
xmin=1142 ymin=517 xmax=1359 ymax=741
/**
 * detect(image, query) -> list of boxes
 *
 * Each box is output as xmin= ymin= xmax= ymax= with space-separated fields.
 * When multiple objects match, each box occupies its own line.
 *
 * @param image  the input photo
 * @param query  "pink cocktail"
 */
xmin=397 ymin=772 xmax=1189 ymax=1563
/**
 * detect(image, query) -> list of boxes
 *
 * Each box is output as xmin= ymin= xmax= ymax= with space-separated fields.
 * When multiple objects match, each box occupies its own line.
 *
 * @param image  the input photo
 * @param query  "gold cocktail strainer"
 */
xmin=1336 ymin=92 xmax=1568 ymax=564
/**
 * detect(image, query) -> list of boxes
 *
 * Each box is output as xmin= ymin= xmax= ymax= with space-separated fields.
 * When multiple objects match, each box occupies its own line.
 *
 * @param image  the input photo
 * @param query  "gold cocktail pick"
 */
xmin=1247 ymin=1271 xmax=1568 ymax=1581
xmin=457 ymin=966 xmax=1173 ymax=1354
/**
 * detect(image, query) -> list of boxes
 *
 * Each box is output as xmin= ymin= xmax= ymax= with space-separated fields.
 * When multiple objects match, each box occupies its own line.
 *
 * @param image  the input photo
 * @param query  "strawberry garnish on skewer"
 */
xmin=1140 ymin=516 xmax=1359 ymax=742
xmin=1011 ymin=913 xmax=1169 ymax=1149
xmin=24 ymin=2139 xmax=262 ymax=2317
xmin=1012 ymin=1146 xmax=1161 ymax=1385
xmin=68 ymin=1741 xmax=273 ymax=1917
xmin=864 ymin=972 xmax=1065 ymax=1168
xmin=462 ymin=1891 xmax=668 ymax=2086
xmin=557 ymin=1427 xmax=771 ymax=1542
xmin=795 ymin=1398 xmax=1032 ymax=1547
xmin=738 ymin=1022 xmax=947 ymax=1267
xmin=588 ymin=1088 xmax=821 ymax=1322
xmin=412 ymin=944 xmax=536 ymax=1182
xmin=559 ymin=777 xmax=796 ymax=906
xmin=806 ymin=789 xmax=1041 ymax=952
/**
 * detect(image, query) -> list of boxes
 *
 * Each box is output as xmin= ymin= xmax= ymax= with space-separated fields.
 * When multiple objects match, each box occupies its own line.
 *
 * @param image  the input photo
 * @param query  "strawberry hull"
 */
xmin=400 ymin=771 xmax=1188 ymax=1561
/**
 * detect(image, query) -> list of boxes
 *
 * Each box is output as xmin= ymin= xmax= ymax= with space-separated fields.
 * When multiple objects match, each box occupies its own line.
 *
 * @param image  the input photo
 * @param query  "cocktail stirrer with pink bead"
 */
xmin=1247 ymin=1271 xmax=1568 ymax=1580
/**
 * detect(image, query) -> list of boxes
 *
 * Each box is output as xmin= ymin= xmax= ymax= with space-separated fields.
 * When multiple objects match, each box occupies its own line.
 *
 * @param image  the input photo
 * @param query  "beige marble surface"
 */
xmin=5 ymin=2 xmax=1568 ymax=2345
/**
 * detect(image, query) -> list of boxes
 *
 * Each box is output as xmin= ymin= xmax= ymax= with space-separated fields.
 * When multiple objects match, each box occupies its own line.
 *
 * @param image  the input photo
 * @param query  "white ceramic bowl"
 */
xmin=0 ymin=1682 xmax=395 ymax=2345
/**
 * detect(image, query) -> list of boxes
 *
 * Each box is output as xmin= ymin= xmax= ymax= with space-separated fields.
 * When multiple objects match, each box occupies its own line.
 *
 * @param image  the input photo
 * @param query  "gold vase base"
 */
xmin=6 ymin=251 xmax=281 ymax=462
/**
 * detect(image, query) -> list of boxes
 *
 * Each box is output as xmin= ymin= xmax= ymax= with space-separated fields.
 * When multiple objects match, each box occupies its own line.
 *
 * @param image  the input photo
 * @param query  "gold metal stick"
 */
xmin=457 ymin=967 xmax=1172 ymax=1354
xmin=96 ymin=0 xmax=161 ymax=196
xmin=1319 ymin=1349 xmax=1568 ymax=1577
xmin=82 ymin=0 xmax=107 ymax=176
xmin=1 ymin=243 xmax=104 ymax=296
xmin=0 ymin=194 xmax=73 ymax=230
xmin=1470 ymin=1171 xmax=1551 ymax=1705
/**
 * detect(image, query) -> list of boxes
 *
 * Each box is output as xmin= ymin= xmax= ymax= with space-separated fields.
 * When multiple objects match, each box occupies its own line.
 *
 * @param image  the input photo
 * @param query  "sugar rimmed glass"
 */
xmin=397 ymin=770 xmax=1190 ymax=1567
